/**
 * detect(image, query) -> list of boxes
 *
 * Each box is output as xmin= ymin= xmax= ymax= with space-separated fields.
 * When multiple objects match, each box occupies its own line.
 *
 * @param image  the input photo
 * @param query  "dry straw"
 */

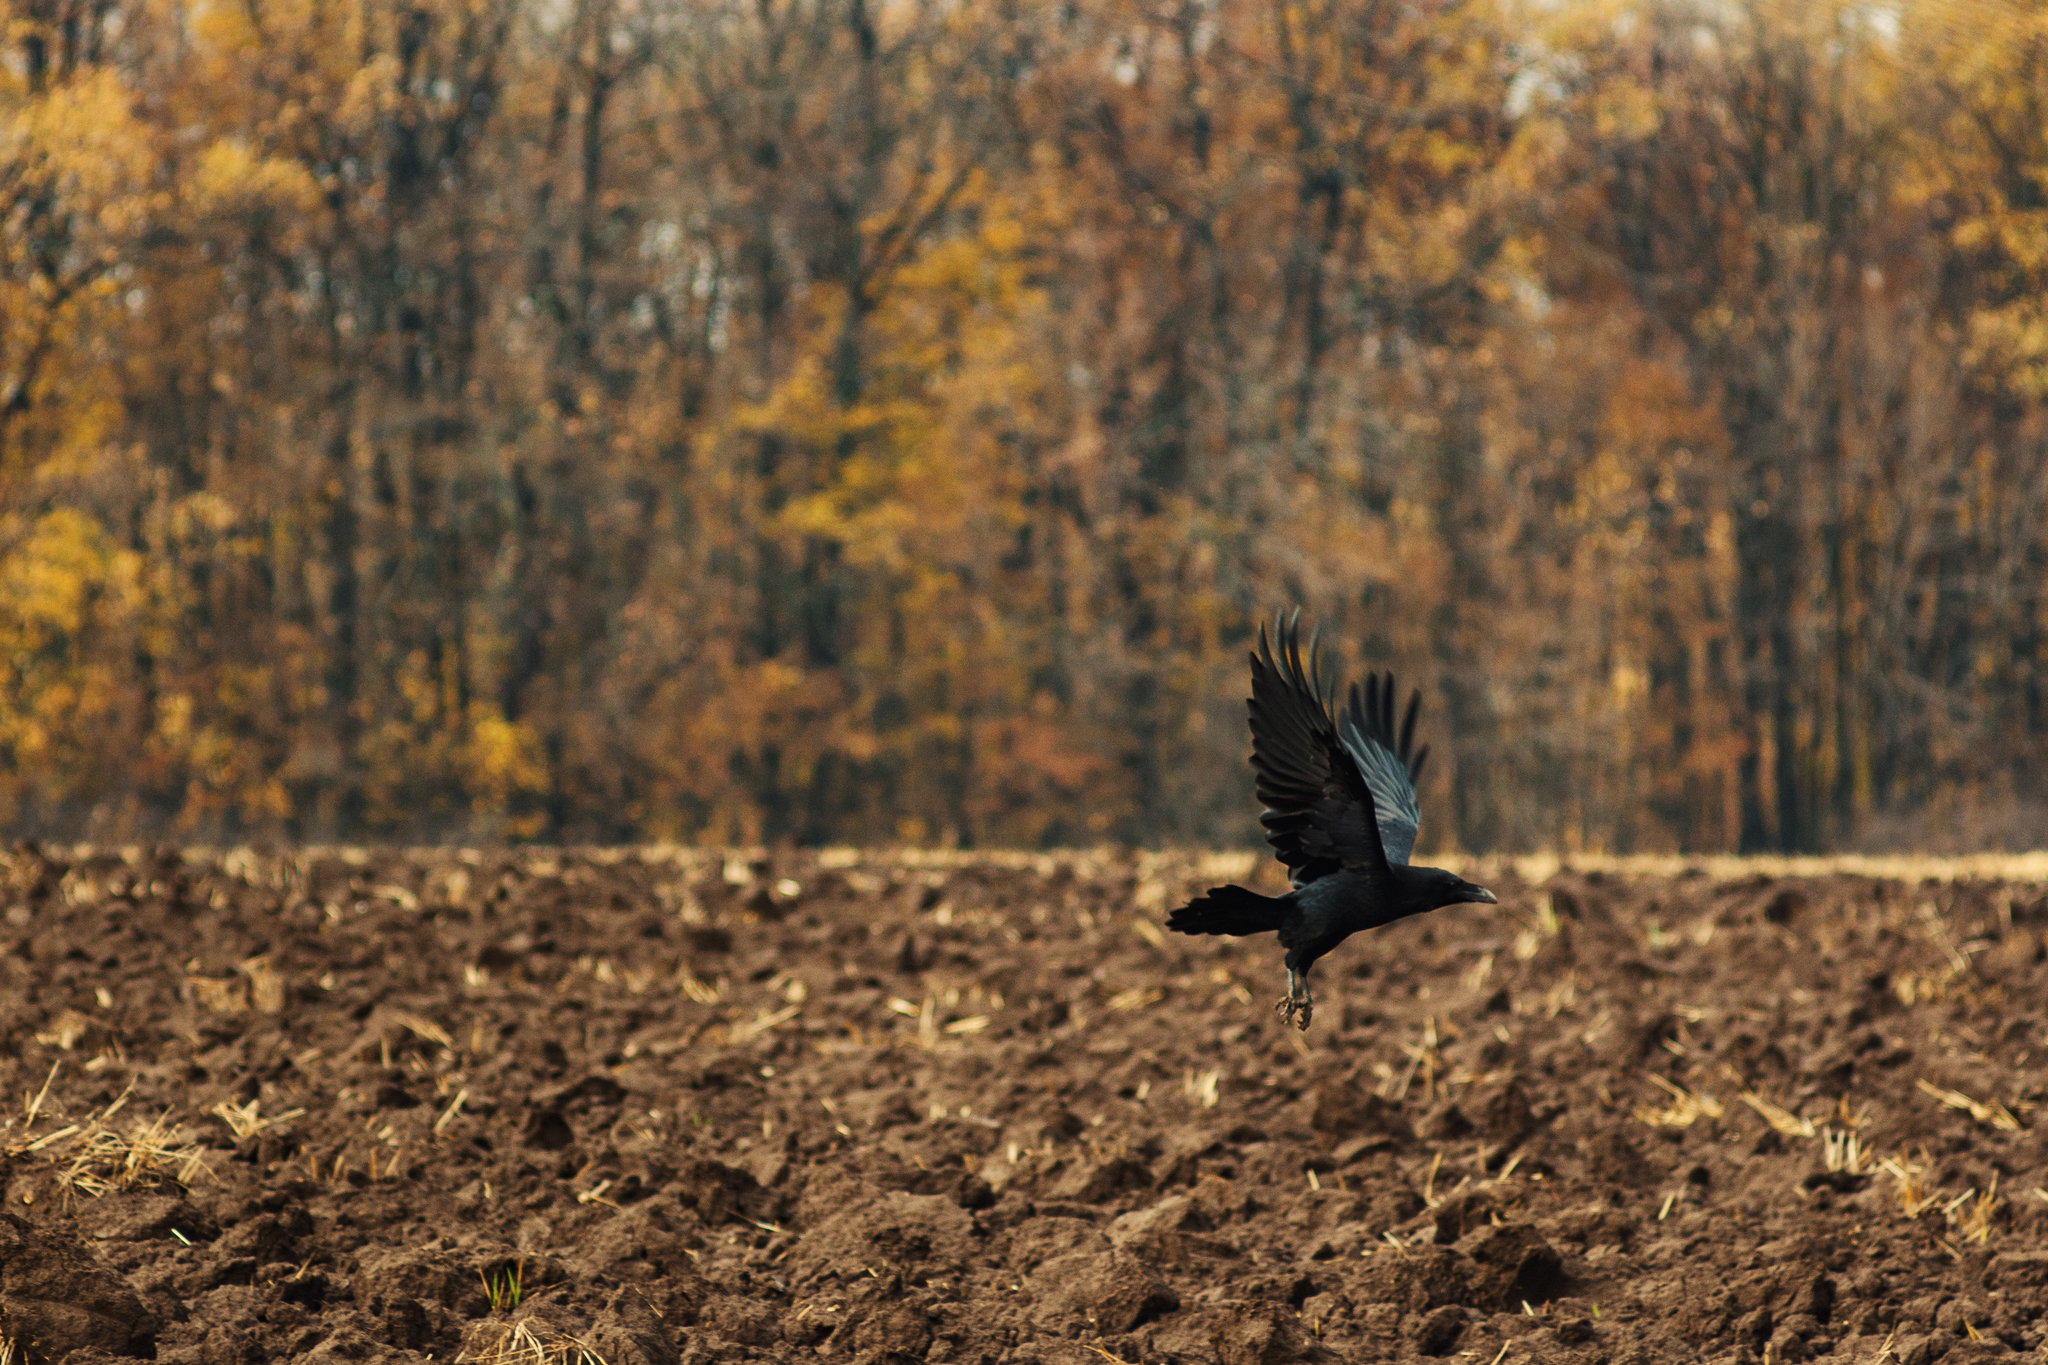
xmin=1634 ymin=1075 xmax=1724 ymax=1129
xmin=456 ymin=1321 xmax=608 ymax=1365
xmin=6 ymin=1066 xmax=211 ymax=1197
xmin=1915 ymin=1079 xmax=2022 ymax=1131
xmin=211 ymin=1099 xmax=305 ymax=1142
xmin=59 ymin=1108 xmax=213 ymax=1199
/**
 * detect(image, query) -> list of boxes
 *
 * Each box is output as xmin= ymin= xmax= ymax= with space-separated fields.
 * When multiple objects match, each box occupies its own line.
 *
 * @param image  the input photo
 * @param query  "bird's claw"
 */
xmin=1273 ymin=995 xmax=1314 ymax=1032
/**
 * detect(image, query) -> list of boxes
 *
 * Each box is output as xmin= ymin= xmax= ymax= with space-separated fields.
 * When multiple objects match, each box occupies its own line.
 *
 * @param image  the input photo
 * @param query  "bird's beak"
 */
xmin=1469 ymin=886 xmax=1498 ymax=905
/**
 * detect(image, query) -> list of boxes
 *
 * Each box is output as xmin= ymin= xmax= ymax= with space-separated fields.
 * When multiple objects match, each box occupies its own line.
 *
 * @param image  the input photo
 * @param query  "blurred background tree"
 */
xmin=0 ymin=0 xmax=2043 ymax=852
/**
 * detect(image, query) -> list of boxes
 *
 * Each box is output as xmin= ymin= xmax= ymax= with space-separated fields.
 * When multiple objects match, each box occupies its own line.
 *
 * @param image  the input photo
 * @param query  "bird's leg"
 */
xmin=1273 ymin=966 xmax=1315 ymax=1032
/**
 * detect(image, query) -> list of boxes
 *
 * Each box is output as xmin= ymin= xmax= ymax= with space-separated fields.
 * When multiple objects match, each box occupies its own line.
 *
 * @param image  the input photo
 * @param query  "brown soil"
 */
xmin=0 ymin=844 xmax=2045 ymax=1365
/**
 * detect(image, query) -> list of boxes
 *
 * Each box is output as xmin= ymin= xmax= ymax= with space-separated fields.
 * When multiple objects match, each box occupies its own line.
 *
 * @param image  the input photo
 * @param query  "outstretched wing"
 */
xmin=1338 ymin=672 xmax=1429 ymax=866
xmin=1247 ymin=611 xmax=1392 ymax=889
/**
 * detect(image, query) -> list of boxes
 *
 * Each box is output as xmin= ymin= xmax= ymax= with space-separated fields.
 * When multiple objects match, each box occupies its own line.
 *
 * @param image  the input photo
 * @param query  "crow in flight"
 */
xmin=1168 ymin=612 xmax=1497 ymax=1030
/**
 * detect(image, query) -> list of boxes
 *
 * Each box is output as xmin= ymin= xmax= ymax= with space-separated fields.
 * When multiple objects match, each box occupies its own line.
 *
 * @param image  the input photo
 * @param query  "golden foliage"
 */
xmin=0 ymin=0 xmax=2039 ymax=847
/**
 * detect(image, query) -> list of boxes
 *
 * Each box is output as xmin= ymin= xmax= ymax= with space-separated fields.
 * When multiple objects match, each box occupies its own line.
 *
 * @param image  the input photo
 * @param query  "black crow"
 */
xmin=1168 ymin=611 xmax=1497 ymax=1030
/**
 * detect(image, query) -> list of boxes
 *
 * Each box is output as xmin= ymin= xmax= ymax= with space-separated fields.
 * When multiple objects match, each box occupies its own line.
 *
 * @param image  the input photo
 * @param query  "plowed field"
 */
xmin=1 ymin=844 xmax=2045 ymax=1365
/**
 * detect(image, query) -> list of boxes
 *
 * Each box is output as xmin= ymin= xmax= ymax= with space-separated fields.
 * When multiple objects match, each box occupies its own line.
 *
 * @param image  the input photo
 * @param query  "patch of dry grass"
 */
xmin=1734 ymin=1082 xmax=1817 ymax=1139
xmin=2 ymin=1065 xmax=213 ymax=1196
xmin=456 ymin=1320 xmax=608 ymax=1365
xmin=1916 ymin=1079 xmax=2022 ymax=1131
xmin=1822 ymin=1127 xmax=1874 ymax=1176
xmin=211 ymin=1098 xmax=305 ymax=1141
xmin=58 ymin=1107 xmax=214 ymax=1198
xmin=1880 ymin=1150 xmax=1942 ymax=1219
xmin=1950 ymin=1178 xmax=2001 ymax=1244
xmin=1634 ymin=1074 xmax=1725 ymax=1129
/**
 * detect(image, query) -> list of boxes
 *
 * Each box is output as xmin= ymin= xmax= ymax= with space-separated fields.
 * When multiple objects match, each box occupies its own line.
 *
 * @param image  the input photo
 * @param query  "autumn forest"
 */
xmin=2 ymin=0 xmax=2046 ymax=852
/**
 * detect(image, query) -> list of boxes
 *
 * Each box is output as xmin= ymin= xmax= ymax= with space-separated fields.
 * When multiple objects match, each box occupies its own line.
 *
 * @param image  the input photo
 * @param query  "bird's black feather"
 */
xmin=1246 ymin=610 xmax=1391 ymax=888
xmin=1167 ymin=884 xmax=1287 ymax=936
xmin=1339 ymin=671 xmax=1427 ymax=866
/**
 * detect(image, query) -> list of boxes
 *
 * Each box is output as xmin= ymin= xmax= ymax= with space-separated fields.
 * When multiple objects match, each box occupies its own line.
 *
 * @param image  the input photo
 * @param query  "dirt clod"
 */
xmin=0 ymin=1214 xmax=159 ymax=1363
xmin=1411 ymin=1302 xmax=1467 ymax=1354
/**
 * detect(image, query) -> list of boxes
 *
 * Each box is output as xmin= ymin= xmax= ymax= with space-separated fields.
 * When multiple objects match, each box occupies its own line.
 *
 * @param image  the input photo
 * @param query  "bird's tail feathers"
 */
xmin=1167 ymin=884 xmax=1289 ymax=937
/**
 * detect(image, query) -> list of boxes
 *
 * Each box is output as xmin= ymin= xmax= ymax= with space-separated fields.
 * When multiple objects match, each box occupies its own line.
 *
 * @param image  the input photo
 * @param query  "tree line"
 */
xmin=1 ymin=0 xmax=2044 ymax=852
